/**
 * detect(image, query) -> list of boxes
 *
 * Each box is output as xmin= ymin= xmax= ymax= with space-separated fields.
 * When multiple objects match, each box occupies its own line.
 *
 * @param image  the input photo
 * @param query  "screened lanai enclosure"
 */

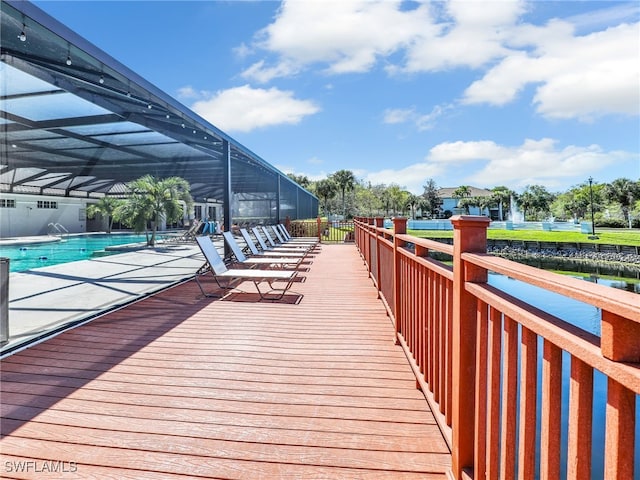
xmin=0 ymin=0 xmax=317 ymax=237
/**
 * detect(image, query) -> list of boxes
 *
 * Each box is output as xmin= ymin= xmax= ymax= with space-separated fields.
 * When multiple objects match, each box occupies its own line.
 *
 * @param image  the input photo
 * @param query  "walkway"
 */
xmin=2 ymin=242 xmax=204 ymax=355
xmin=0 ymin=244 xmax=451 ymax=478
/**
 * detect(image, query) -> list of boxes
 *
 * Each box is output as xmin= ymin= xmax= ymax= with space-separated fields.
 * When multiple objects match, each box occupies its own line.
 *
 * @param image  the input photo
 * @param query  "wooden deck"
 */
xmin=0 ymin=244 xmax=451 ymax=479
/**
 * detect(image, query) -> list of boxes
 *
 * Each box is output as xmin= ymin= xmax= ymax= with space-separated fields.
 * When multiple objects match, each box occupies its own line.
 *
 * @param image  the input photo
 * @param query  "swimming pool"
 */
xmin=0 ymin=234 xmax=157 ymax=272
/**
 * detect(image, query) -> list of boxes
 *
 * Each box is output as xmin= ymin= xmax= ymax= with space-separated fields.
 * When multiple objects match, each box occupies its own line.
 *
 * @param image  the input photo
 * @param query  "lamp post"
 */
xmin=588 ymin=176 xmax=598 ymax=239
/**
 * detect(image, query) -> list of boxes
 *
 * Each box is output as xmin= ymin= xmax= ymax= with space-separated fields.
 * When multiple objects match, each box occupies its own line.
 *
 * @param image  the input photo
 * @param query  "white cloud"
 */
xmin=176 ymin=86 xmax=200 ymax=100
xmin=365 ymin=163 xmax=446 ymax=194
xmin=463 ymin=21 xmax=640 ymax=120
xmin=356 ymin=137 xmax=634 ymax=194
xmin=403 ymin=0 xmax=527 ymax=72
xmin=426 ymin=138 xmax=630 ymax=189
xmin=243 ymin=0 xmax=432 ymax=81
xmin=189 ymin=84 xmax=320 ymax=132
xmin=383 ymin=104 xmax=452 ymax=131
xmin=242 ymin=0 xmax=638 ymax=121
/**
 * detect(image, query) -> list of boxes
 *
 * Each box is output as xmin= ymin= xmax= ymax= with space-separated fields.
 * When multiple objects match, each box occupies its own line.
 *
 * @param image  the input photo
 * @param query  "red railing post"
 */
xmin=316 ymin=216 xmax=322 ymax=243
xmin=601 ymin=310 xmax=640 ymax=362
xmin=450 ymin=215 xmax=490 ymax=480
xmin=393 ymin=218 xmax=407 ymax=344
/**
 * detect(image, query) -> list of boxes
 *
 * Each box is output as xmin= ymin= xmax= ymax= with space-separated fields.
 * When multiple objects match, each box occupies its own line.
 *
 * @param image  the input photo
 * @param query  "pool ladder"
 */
xmin=47 ymin=223 xmax=69 ymax=237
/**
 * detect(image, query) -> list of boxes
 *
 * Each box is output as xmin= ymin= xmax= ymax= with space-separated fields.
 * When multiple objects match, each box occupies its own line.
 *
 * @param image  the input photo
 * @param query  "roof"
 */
xmin=437 ymin=186 xmax=494 ymax=199
xmin=0 ymin=0 xmax=315 ymax=211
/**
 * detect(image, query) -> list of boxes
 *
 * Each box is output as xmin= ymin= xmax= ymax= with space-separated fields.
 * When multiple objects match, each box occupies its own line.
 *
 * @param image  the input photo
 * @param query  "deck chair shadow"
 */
xmin=195 ymin=236 xmax=299 ymax=301
xmin=222 ymin=231 xmax=304 ymax=269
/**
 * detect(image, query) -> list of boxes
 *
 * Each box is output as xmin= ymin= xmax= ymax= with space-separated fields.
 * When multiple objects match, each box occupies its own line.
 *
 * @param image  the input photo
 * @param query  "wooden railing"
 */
xmin=354 ymin=215 xmax=639 ymax=480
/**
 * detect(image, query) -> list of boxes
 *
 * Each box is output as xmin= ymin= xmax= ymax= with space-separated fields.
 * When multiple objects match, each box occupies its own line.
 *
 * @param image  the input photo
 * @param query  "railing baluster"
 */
xmin=486 ymin=307 xmax=502 ymax=480
xmin=567 ymin=357 xmax=593 ymax=480
xmin=475 ymin=299 xmax=489 ymax=480
xmin=540 ymin=340 xmax=562 ymax=480
xmin=500 ymin=315 xmax=518 ymax=479
xmin=518 ymin=326 xmax=538 ymax=479
xmin=604 ymin=378 xmax=636 ymax=479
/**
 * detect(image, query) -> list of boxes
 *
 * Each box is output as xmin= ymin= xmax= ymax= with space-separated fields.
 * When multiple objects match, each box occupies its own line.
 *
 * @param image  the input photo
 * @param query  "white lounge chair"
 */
xmin=222 ymin=231 xmax=303 ymax=269
xmin=195 ymin=236 xmax=298 ymax=300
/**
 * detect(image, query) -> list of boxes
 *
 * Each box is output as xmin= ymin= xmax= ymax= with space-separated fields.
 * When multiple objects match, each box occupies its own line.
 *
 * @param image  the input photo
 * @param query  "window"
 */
xmin=0 ymin=199 xmax=16 ymax=208
xmin=37 ymin=200 xmax=58 ymax=209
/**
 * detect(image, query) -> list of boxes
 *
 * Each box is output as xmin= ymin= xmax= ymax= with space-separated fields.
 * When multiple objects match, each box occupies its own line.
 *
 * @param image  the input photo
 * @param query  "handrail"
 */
xmin=353 ymin=215 xmax=639 ymax=480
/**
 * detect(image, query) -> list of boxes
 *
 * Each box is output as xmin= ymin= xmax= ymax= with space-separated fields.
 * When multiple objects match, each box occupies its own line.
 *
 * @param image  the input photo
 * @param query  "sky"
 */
xmin=32 ymin=0 xmax=640 ymax=195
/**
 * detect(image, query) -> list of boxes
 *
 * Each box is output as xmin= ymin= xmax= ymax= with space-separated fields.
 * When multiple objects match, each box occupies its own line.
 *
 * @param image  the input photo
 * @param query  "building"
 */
xmin=437 ymin=186 xmax=494 ymax=218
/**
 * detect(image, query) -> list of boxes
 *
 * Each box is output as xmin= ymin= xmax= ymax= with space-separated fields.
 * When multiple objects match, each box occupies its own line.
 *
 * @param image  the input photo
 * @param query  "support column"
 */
xmin=222 ymin=140 xmax=232 ymax=258
xmin=449 ymin=215 xmax=490 ymax=480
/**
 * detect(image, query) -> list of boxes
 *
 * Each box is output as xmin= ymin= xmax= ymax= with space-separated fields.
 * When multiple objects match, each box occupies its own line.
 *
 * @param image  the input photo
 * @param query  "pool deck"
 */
xmin=2 ymin=240 xmax=209 ymax=356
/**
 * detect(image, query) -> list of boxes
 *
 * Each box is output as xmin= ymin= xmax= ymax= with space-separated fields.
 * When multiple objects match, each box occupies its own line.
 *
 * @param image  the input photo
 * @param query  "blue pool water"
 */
xmin=0 ymin=234 xmax=156 ymax=272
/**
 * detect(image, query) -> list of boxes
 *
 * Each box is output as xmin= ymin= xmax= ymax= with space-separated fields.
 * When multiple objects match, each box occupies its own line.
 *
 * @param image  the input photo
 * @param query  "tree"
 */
xmin=452 ymin=185 xmax=472 ymax=212
xmin=116 ymin=175 xmax=193 ymax=246
xmin=355 ymin=182 xmax=380 ymax=217
xmin=518 ymin=185 xmax=555 ymax=221
xmin=315 ymin=178 xmax=338 ymax=217
xmin=86 ymin=196 xmax=122 ymax=233
xmin=406 ymin=194 xmax=420 ymax=220
xmin=421 ymin=179 xmax=440 ymax=218
xmin=605 ymin=178 xmax=640 ymax=228
xmin=331 ymin=169 xmax=356 ymax=218
xmin=287 ymin=173 xmax=311 ymax=189
xmin=491 ymin=186 xmax=514 ymax=221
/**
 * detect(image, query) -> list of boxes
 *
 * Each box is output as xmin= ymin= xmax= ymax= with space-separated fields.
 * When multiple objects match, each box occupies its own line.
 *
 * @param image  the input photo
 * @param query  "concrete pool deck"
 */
xmin=1 ymin=240 xmax=211 ymax=357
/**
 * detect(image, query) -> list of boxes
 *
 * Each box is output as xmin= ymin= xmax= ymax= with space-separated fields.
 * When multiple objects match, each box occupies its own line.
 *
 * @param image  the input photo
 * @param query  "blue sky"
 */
xmin=33 ymin=0 xmax=639 ymax=194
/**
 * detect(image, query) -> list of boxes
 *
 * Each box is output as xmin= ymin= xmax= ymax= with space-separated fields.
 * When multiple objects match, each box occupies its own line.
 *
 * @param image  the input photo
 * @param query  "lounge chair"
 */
xmin=260 ymin=226 xmax=313 ymax=251
xmin=252 ymin=227 xmax=311 ymax=254
xmin=270 ymin=225 xmax=317 ymax=247
xmin=194 ymin=236 xmax=298 ymax=300
xmin=166 ymin=219 xmax=202 ymax=243
xmin=277 ymin=224 xmax=319 ymax=244
xmin=222 ymin=231 xmax=303 ymax=269
xmin=240 ymin=228 xmax=307 ymax=259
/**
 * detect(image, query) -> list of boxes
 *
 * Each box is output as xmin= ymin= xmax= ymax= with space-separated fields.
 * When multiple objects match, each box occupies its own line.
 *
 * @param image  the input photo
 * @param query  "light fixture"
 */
xmin=99 ymin=75 xmax=105 ymax=84
xmin=65 ymin=44 xmax=72 ymax=65
xmin=166 ymin=114 xmax=170 ymax=119
xmin=66 ymin=55 xmax=72 ymax=66
xmin=18 ymin=24 xmax=26 ymax=42
xmin=147 ymin=104 xmax=152 ymax=109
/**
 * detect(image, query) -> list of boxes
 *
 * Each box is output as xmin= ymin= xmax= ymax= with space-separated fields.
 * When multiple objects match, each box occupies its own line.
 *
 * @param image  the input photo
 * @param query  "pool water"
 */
xmin=0 ymin=234 xmax=156 ymax=272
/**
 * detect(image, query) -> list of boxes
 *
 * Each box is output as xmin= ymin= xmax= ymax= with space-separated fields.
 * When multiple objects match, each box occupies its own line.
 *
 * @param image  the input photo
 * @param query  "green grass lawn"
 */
xmin=407 ymin=228 xmax=640 ymax=246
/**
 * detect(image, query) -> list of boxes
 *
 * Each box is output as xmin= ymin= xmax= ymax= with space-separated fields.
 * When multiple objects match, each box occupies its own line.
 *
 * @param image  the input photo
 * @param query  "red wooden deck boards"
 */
xmin=1 ymin=244 xmax=451 ymax=479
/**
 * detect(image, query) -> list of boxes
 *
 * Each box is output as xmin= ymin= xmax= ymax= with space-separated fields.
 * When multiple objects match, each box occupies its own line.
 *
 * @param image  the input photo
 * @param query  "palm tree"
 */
xmin=452 ymin=186 xmax=472 ymax=213
xmin=86 ymin=196 xmax=122 ymax=233
xmin=117 ymin=175 xmax=193 ymax=246
xmin=315 ymin=178 xmax=338 ymax=217
xmin=605 ymin=178 xmax=640 ymax=228
xmin=491 ymin=186 xmax=514 ymax=221
xmin=331 ymin=169 xmax=356 ymax=218
xmin=406 ymin=194 xmax=420 ymax=220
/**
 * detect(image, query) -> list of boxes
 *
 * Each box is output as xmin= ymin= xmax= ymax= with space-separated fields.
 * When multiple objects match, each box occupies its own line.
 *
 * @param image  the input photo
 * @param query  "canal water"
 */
xmin=487 ymin=272 xmax=639 ymax=479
